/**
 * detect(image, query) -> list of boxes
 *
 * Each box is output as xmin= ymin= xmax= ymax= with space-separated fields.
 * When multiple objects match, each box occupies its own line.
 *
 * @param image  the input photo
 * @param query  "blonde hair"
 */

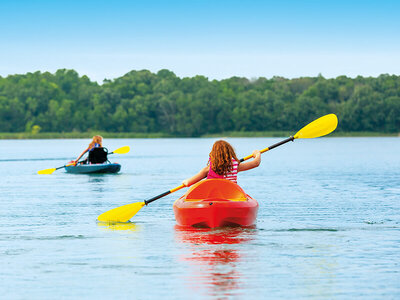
xmin=89 ymin=135 xmax=103 ymax=148
xmin=209 ymin=140 xmax=239 ymax=175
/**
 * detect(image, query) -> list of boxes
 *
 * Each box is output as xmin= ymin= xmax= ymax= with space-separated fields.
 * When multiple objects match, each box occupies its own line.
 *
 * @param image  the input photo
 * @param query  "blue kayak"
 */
xmin=65 ymin=163 xmax=121 ymax=174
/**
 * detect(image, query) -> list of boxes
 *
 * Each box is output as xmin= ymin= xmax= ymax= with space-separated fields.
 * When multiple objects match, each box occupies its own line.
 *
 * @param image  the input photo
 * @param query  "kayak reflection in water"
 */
xmin=175 ymin=226 xmax=256 ymax=298
xmin=73 ymin=135 xmax=104 ymax=165
xmin=182 ymin=140 xmax=261 ymax=187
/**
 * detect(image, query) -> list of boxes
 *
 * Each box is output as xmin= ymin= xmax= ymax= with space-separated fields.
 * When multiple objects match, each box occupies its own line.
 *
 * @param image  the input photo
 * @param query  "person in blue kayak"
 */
xmin=73 ymin=135 xmax=104 ymax=165
xmin=182 ymin=140 xmax=261 ymax=186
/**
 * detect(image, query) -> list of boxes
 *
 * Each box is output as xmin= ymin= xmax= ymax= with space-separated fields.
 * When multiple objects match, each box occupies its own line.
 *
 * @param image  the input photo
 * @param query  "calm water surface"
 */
xmin=0 ymin=138 xmax=399 ymax=299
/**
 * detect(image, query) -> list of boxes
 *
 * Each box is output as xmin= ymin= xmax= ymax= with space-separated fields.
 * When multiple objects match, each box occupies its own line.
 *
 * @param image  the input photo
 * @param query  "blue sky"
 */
xmin=0 ymin=0 xmax=399 ymax=82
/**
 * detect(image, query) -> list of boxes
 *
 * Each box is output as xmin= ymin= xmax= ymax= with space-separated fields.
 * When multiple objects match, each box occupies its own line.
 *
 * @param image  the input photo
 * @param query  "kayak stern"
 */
xmin=173 ymin=197 xmax=258 ymax=228
xmin=65 ymin=163 xmax=121 ymax=174
xmin=173 ymin=179 xmax=259 ymax=228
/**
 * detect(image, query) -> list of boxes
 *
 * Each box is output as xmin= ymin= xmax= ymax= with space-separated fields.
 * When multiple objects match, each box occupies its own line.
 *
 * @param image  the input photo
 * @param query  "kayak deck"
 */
xmin=173 ymin=179 xmax=258 ymax=228
xmin=65 ymin=163 xmax=121 ymax=174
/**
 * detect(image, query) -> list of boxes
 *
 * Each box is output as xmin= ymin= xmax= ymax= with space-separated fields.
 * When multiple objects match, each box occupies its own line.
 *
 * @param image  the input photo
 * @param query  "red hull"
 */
xmin=173 ymin=179 xmax=258 ymax=228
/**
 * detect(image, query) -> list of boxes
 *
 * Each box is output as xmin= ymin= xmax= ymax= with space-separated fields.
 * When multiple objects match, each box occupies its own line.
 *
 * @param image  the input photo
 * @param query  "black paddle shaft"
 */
xmin=239 ymin=136 xmax=294 ymax=162
xmin=56 ymin=165 xmax=68 ymax=170
xmin=268 ymin=135 xmax=295 ymax=150
xmin=144 ymin=191 xmax=171 ymax=205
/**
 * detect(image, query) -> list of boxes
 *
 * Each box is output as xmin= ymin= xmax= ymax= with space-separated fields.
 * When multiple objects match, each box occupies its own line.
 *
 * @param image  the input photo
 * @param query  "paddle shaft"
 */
xmin=56 ymin=164 xmax=72 ymax=170
xmin=144 ymin=184 xmax=185 ymax=205
xmin=145 ymin=136 xmax=297 ymax=205
xmin=145 ymin=137 xmax=295 ymax=205
xmin=240 ymin=136 xmax=294 ymax=162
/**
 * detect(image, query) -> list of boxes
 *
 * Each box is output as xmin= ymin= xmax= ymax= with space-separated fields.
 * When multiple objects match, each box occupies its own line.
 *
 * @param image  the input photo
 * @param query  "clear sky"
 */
xmin=0 ymin=0 xmax=399 ymax=82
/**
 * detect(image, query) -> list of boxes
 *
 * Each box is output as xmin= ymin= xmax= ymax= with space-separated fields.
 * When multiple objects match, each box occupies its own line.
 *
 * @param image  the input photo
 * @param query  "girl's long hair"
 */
xmin=209 ymin=140 xmax=239 ymax=175
xmin=89 ymin=135 xmax=103 ymax=149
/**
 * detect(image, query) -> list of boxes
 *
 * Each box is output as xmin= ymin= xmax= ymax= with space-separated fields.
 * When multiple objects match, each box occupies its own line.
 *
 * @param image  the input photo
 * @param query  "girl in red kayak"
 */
xmin=182 ymin=140 xmax=261 ymax=186
xmin=73 ymin=135 xmax=103 ymax=164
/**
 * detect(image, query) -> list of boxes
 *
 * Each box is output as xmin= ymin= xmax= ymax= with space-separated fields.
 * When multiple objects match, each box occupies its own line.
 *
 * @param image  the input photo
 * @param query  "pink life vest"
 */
xmin=207 ymin=159 xmax=239 ymax=183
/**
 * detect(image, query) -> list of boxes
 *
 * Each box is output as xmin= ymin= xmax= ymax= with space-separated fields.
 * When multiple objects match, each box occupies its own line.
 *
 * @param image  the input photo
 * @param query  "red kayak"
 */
xmin=173 ymin=179 xmax=258 ymax=228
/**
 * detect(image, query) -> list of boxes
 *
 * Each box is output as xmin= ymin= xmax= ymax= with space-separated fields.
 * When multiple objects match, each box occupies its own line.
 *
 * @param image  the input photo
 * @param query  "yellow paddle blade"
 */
xmin=97 ymin=202 xmax=145 ymax=222
xmin=294 ymin=114 xmax=338 ymax=139
xmin=112 ymin=146 xmax=130 ymax=154
xmin=37 ymin=168 xmax=57 ymax=175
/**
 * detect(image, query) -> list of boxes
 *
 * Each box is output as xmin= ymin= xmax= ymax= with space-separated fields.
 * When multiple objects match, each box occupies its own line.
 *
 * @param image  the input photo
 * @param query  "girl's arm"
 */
xmin=238 ymin=150 xmax=261 ymax=172
xmin=182 ymin=166 xmax=209 ymax=187
xmin=74 ymin=147 xmax=89 ymax=163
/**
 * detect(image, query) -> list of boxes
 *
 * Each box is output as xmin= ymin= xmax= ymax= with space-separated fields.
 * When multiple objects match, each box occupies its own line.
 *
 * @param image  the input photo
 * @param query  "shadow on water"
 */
xmin=174 ymin=226 xmax=257 ymax=298
xmin=87 ymin=174 xmax=108 ymax=181
xmin=85 ymin=174 xmax=110 ymax=193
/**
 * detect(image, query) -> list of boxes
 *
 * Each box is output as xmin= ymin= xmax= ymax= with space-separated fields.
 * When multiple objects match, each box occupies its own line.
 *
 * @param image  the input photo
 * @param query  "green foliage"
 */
xmin=31 ymin=125 xmax=41 ymax=135
xmin=0 ymin=70 xmax=399 ymax=136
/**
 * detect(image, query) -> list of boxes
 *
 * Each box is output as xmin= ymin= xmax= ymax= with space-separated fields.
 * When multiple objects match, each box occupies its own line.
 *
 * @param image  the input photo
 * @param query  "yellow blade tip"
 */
xmin=37 ymin=168 xmax=56 ymax=175
xmin=294 ymin=114 xmax=338 ymax=139
xmin=97 ymin=202 xmax=145 ymax=222
xmin=114 ymin=146 xmax=130 ymax=154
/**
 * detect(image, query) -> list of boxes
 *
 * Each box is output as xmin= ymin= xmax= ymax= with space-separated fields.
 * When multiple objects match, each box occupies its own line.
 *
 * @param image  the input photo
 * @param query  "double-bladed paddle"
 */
xmin=37 ymin=146 xmax=131 ymax=175
xmin=97 ymin=114 xmax=338 ymax=223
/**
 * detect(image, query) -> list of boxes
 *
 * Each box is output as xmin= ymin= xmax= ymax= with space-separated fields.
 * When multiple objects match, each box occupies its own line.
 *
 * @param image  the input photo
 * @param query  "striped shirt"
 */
xmin=207 ymin=159 xmax=239 ymax=183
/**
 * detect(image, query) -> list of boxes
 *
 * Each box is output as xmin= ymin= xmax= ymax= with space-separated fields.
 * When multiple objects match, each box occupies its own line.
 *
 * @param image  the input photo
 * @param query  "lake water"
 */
xmin=0 ymin=137 xmax=399 ymax=299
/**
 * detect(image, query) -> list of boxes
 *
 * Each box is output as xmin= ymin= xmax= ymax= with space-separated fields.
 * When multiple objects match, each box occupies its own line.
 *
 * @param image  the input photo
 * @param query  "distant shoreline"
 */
xmin=0 ymin=131 xmax=398 ymax=139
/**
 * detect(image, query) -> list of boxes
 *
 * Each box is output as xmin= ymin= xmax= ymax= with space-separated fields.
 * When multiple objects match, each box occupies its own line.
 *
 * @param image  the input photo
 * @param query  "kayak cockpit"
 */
xmin=184 ymin=179 xmax=247 ymax=202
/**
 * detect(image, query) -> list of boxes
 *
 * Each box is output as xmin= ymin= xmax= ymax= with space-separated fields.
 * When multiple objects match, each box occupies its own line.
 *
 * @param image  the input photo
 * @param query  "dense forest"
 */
xmin=0 ymin=69 xmax=399 ymax=136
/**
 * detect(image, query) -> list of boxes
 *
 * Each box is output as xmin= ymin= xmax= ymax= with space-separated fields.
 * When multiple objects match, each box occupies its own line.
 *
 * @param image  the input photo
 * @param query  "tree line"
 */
xmin=0 ymin=69 xmax=399 ymax=136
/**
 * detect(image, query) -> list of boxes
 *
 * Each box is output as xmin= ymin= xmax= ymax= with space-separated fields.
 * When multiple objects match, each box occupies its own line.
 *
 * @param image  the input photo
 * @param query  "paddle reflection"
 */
xmin=175 ymin=226 xmax=256 ymax=298
xmin=97 ymin=221 xmax=139 ymax=232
